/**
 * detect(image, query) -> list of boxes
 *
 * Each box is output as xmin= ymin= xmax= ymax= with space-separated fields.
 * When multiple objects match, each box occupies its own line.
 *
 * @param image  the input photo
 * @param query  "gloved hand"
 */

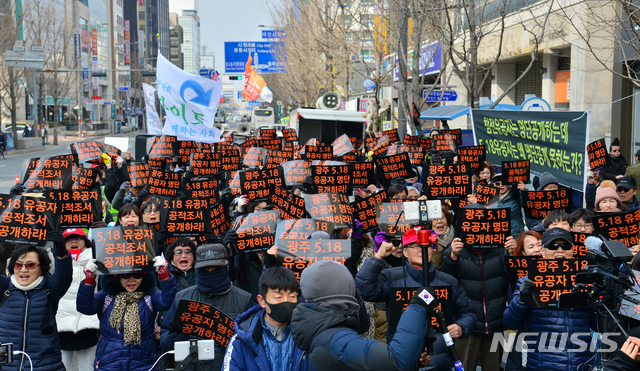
xmin=183 ymin=170 xmax=195 ymax=182
xmin=204 ymin=231 xmax=220 ymax=244
xmin=116 ymin=156 xmax=124 ymax=169
xmin=220 ymin=188 xmax=234 ymax=208
xmin=9 ymin=183 xmax=25 ymax=196
xmin=374 ymin=231 xmax=388 ymax=253
xmin=83 ymin=259 xmax=98 ymax=285
xmin=518 ymin=279 xmax=535 ymax=305
xmin=47 ymin=230 xmax=67 ymax=258
xmin=137 ymin=188 xmax=150 ymax=201
xmin=390 ymin=176 xmax=405 ymax=186
xmin=153 ymin=256 xmax=170 ymax=280
xmin=302 ymin=175 xmax=313 ymax=194
xmin=352 ymin=219 xmax=364 ymax=239
xmin=176 ymin=191 xmax=186 ymax=200
xmin=222 ymin=229 xmax=238 ymax=249
xmin=410 ymin=287 xmax=440 ymax=312
xmin=237 ymin=196 xmax=249 ymax=212
xmin=119 ymin=181 xmax=130 ymax=192
xmin=157 ymin=230 xmax=168 ymax=247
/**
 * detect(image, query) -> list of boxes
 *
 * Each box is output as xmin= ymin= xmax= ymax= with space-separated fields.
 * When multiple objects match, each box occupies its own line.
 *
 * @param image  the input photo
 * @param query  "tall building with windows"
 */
xmin=169 ymin=12 xmax=183 ymax=69
xmin=178 ymin=10 xmax=200 ymax=74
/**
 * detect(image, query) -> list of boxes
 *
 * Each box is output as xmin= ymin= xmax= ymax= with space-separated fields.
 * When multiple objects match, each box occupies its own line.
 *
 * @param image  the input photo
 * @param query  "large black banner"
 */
xmin=472 ymin=110 xmax=588 ymax=190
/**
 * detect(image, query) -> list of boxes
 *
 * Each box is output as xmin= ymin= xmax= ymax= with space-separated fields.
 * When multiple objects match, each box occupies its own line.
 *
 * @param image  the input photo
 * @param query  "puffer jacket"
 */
xmin=356 ymin=258 xmax=477 ymax=370
xmin=290 ymin=301 xmax=428 ymax=371
xmin=157 ymin=263 xmax=196 ymax=328
xmin=223 ymin=304 xmax=306 ymax=371
xmin=160 ymin=284 xmax=252 ymax=371
xmin=494 ymin=189 xmax=524 ymax=237
xmin=76 ymin=273 xmax=177 ymax=371
xmin=441 ymin=246 xmax=509 ymax=334
xmin=56 ymin=248 xmax=100 ymax=334
xmin=503 ymin=276 xmax=596 ymax=371
xmin=0 ymin=254 xmax=72 ymax=371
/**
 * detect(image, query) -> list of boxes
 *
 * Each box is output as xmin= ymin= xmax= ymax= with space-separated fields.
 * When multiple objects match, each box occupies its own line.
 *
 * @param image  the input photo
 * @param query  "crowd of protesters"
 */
xmin=0 ymin=132 xmax=639 ymax=371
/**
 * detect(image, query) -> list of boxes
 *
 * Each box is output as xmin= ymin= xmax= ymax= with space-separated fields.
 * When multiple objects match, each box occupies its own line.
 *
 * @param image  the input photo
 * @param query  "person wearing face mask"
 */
xmin=160 ymin=244 xmax=252 ymax=371
xmin=223 ymin=267 xmax=306 ymax=371
xmin=77 ymin=255 xmax=176 ymax=371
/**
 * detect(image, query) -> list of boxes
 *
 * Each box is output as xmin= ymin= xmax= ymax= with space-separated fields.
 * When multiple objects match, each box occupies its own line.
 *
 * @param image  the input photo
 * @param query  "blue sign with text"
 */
xmin=224 ymin=42 xmax=284 ymax=74
xmin=422 ymin=90 xmax=458 ymax=102
xmin=261 ymin=30 xmax=285 ymax=39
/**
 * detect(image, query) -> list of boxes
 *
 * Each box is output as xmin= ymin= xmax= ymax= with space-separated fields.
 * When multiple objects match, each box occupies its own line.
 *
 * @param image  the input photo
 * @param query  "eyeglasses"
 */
xmin=66 ymin=236 xmax=84 ymax=241
xmin=494 ymin=181 xmax=503 ymax=186
xmin=611 ymin=149 xmax=621 ymax=153
xmin=617 ymin=188 xmax=632 ymax=193
xmin=119 ymin=273 xmax=144 ymax=279
xmin=545 ymin=242 xmax=573 ymax=251
xmin=174 ymin=249 xmax=193 ymax=256
xmin=14 ymin=262 xmax=40 ymax=270
xmin=143 ymin=209 xmax=159 ymax=215
xmin=390 ymin=240 xmax=402 ymax=248
xmin=573 ymin=223 xmax=593 ymax=230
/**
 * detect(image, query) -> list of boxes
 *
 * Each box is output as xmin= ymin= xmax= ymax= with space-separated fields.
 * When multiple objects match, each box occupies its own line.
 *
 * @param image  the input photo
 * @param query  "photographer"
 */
xmin=503 ymin=228 xmax=597 ymax=371
xmin=604 ymin=337 xmax=640 ymax=371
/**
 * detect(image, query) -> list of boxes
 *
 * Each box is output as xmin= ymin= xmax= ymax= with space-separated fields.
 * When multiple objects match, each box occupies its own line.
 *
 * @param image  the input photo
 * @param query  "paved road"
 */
xmin=0 ymin=135 xmax=137 ymax=193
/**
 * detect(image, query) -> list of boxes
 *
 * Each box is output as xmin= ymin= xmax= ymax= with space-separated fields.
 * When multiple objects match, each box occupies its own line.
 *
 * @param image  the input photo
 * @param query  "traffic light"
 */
xmin=228 ymin=76 xmax=242 ymax=81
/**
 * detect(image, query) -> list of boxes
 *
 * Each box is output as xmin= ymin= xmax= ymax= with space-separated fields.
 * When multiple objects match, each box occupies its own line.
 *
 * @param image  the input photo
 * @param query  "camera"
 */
xmin=403 ymin=200 xmax=443 ymax=224
xmin=0 ymin=343 xmax=14 ymax=365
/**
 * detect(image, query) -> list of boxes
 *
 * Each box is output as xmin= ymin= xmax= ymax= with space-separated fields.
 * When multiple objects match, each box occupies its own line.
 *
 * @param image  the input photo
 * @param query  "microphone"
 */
xmin=584 ymin=236 xmax=604 ymax=254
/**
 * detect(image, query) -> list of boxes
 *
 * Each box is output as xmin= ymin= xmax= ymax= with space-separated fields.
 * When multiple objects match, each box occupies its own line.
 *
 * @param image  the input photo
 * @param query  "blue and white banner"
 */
xmin=142 ymin=83 xmax=162 ymax=135
xmin=156 ymin=53 xmax=223 ymax=143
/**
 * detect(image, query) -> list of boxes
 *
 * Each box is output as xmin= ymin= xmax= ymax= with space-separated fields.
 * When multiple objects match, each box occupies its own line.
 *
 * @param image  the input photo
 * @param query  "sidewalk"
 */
xmin=8 ymin=130 xmax=139 ymax=157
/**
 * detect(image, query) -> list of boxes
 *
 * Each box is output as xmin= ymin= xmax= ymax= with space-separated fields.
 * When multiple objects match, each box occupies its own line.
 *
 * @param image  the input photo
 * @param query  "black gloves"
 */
xmin=519 ymin=279 xmax=535 ymax=305
xmin=302 ymin=176 xmax=313 ymax=194
xmin=222 ymin=229 xmax=238 ymax=248
xmin=137 ymin=188 xmax=150 ymax=202
xmin=219 ymin=188 xmax=234 ymax=209
xmin=47 ymin=230 xmax=67 ymax=258
xmin=410 ymin=287 xmax=440 ymax=312
xmin=157 ymin=229 xmax=168 ymax=247
xmin=9 ymin=183 xmax=25 ymax=195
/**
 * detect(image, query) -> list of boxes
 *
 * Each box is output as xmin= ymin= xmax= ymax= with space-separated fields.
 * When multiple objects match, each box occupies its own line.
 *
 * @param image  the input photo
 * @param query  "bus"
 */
xmin=251 ymin=108 xmax=275 ymax=128
xmin=214 ymin=109 xmax=226 ymax=123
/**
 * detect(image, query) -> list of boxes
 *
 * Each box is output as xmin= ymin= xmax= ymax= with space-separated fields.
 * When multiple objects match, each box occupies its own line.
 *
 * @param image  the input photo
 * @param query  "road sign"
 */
xmin=364 ymin=79 xmax=375 ymax=91
xmin=237 ymin=91 xmax=243 ymax=99
xmin=422 ymin=90 xmax=458 ymax=102
xmin=261 ymin=30 xmax=285 ymax=39
xmin=119 ymin=86 xmax=129 ymax=91
xmin=199 ymin=69 xmax=217 ymax=79
xmin=224 ymin=42 xmax=284 ymax=74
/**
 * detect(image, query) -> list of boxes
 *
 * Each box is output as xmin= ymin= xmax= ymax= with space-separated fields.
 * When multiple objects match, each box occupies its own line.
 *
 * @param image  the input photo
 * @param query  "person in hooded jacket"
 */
xmin=223 ymin=267 xmax=306 ymax=371
xmin=0 ymin=231 xmax=72 ymax=371
xmin=56 ymin=228 xmax=100 ymax=371
xmin=290 ymin=260 xmax=436 ymax=371
xmin=356 ymin=227 xmax=476 ymax=370
xmin=160 ymin=244 xmax=252 ymax=371
xmin=76 ymin=255 xmax=177 ymax=371
xmin=600 ymin=137 xmax=628 ymax=181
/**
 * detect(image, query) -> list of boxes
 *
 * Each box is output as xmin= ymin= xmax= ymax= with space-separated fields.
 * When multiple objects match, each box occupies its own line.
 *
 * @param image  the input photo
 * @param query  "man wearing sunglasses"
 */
xmin=503 ymin=228 xmax=596 ymax=371
xmin=601 ymin=137 xmax=628 ymax=181
xmin=616 ymin=177 xmax=640 ymax=210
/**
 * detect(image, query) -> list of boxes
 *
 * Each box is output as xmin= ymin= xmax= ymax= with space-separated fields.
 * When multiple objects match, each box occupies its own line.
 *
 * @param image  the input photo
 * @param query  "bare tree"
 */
xmin=0 ymin=0 xmax=25 ymax=147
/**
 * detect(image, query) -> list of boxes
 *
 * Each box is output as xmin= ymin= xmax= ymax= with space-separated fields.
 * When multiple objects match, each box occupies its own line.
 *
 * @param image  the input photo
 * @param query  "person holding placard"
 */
xmin=77 ymin=254 xmax=176 ymax=371
xmin=356 ymin=227 xmax=476 ymax=370
xmin=0 ymin=231 xmax=72 ymax=371
xmin=493 ymin=173 xmax=526 ymax=237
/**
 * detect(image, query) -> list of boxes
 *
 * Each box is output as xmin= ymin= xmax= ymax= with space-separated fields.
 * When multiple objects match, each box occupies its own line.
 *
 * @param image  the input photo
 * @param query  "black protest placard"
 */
xmin=432 ymin=135 xmax=457 ymax=152
xmin=148 ymin=157 xmax=169 ymax=171
xmin=177 ymin=141 xmax=198 ymax=164
xmin=571 ymin=232 xmax=591 ymax=258
xmin=283 ymin=128 xmax=298 ymax=142
xmin=148 ymin=169 xmax=181 ymax=197
xmin=240 ymin=136 xmax=258 ymax=148
xmin=442 ymin=129 xmax=462 ymax=145
xmin=70 ymin=141 xmax=108 ymax=163
xmin=376 ymin=202 xmax=419 ymax=236
xmin=282 ymin=141 xmax=294 ymax=153
xmin=47 ymin=190 xmax=101 ymax=229
xmin=160 ymin=198 xmax=210 ymax=238
xmin=311 ymin=164 xmax=352 ymax=195
xmin=170 ymin=300 xmax=235 ymax=348
xmin=305 ymin=145 xmax=334 ymax=161
xmin=221 ymin=131 xmax=234 ymax=144
xmin=349 ymin=137 xmax=363 ymax=153
xmin=190 ymin=152 xmax=221 ymax=177
xmin=220 ymin=146 xmax=242 ymax=171
xmin=352 ymin=162 xmax=375 ymax=188
xmin=240 ymin=166 xmax=285 ymax=201
xmin=505 ymin=256 xmax=537 ymax=288
xmin=587 ymin=138 xmax=610 ymax=171
xmin=258 ymin=139 xmax=282 ymax=151
xmin=270 ymin=186 xmax=306 ymax=220
xmin=149 ymin=136 xmax=178 ymax=158
xmin=265 ymin=150 xmax=294 ymax=169
xmin=234 ymin=210 xmax=280 ymax=252
xmin=456 ymin=207 xmax=511 ymax=248
xmin=129 ymin=162 xmax=150 ymax=187
xmin=474 ymin=183 xmax=499 ymax=205
xmin=424 ymin=164 xmax=472 ymax=200
xmin=93 ymin=226 xmax=156 ymax=275
xmin=183 ymin=179 xmax=218 ymax=208
xmin=383 ymin=129 xmax=400 ymax=143
xmin=388 ymin=287 xmax=452 ymax=335
xmin=372 ymin=135 xmax=391 ymax=157
xmin=277 ymin=239 xmax=351 ymax=280
xmin=281 ymin=160 xmax=311 ymax=186
xmin=521 ymin=189 xmax=573 ymax=220
xmin=457 ymin=145 xmax=486 ymax=171
xmin=351 ymin=190 xmax=388 ymax=232
xmin=260 ymin=128 xmax=277 ymax=140
xmin=72 ymin=165 xmax=100 ymax=190
xmin=387 ymin=145 xmax=424 ymax=166
xmin=593 ymin=209 xmax=640 ymax=247
xmin=375 ymin=153 xmax=413 ymax=180
xmin=502 ymin=160 xmax=530 ymax=184
xmin=242 ymin=147 xmax=268 ymax=168
xmin=223 ymin=171 xmax=241 ymax=196
xmin=404 ymin=134 xmax=432 ymax=148
xmin=530 ymin=259 xmax=587 ymax=308
xmin=0 ymin=195 xmax=57 ymax=244
xmin=210 ymin=202 xmax=231 ymax=235
xmin=332 ymin=134 xmax=355 ymax=157
xmin=22 ymin=155 xmax=74 ymax=192
xmin=303 ymin=193 xmax=353 ymax=228
xmin=276 ymin=219 xmax=335 ymax=240
xmin=339 ymin=153 xmax=358 ymax=163
xmin=473 ymin=110 xmax=588 ymax=190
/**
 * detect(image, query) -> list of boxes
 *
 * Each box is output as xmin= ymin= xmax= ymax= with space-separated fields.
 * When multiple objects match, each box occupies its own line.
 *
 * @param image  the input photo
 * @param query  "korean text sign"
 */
xmin=170 ymin=299 xmax=235 ymax=348
xmin=94 ymin=226 xmax=156 ymax=275
xmin=424 ymin=164 xmax=471 ymax=200
xmin=388 ymin=287 xmax=452 ymax=334
xmin=351 ymin=191 xmax=388 ymax=232
xmin=456 ymin=207 xmax=511 ymax=248
xmin=276 ymin=219 xmax=335 ymax=240
xmin=593 ymin=209 xmax=640 ymax=247
xmin=376 ymin=202 xmax=419 ymax=236
xmin=277 ymin=239 xmax=351 ymax=280
xmin=521 ymin=189 xmax=573 ymax=220
xmin=47 ymin=190 xmax=101 ymax=229
xmin=160 ymin=199 xmax=209 ymax=237
xmin=234 ymin=210 xmax=280 ymax=252
xmin=303 ymin=193 xmax=353 ymax=228
xmin=0 ymin=195 xmax=57 ymax=245
xmin=270 ymin=186 xmax=306 ymax=220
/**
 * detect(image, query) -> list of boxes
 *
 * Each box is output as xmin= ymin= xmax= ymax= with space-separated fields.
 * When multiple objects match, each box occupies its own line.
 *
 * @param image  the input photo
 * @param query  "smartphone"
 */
xmin=0 ymin=343 xmax=14 ymax=364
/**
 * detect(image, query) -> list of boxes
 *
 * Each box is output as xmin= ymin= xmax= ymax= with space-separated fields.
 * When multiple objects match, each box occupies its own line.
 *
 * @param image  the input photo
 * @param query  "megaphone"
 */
xmin=315 ymin=92 xmax=340 ymax=110
xmin=213 ymin=124 xmax=225 ymax=133
xmin=237 ymin=123 xmax=252 ymax=136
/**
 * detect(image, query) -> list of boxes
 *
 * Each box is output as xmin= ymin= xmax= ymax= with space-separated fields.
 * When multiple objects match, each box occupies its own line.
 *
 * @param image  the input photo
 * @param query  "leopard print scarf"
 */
xmin=109 ymin=291 xmax=144 ymax=346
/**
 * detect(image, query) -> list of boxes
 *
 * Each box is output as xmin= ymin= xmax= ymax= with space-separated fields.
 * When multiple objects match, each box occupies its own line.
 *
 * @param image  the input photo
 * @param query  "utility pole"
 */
xmin=397 ymin=0 xmax=409 ymax=140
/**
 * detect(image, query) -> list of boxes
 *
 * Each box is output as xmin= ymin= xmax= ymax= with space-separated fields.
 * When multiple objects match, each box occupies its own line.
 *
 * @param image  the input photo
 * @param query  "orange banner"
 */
xmin=242 ymin=54 xmax=267 ymax=101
